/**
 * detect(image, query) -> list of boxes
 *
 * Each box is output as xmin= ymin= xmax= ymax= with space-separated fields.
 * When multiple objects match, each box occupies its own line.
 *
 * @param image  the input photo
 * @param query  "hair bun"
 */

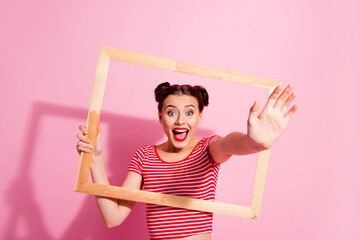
xmin=155 ymin=82 xmax=170 ymax=102
xmin=195 ymin=85 xmax=209 ymax=106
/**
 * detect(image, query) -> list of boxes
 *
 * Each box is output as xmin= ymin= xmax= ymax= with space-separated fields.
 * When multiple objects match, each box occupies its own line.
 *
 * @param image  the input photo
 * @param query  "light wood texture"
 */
xmin=76 ymin=183 xmax=256 ymax=218
xmin=250 ymin=149 xmax=271 ymax=219
xmin=75 ymin=48 xmax=110 ymax=190
xmin=102 ymin=46 xmax=280 ymax=89
xmin=75 ymin=46 xmax=281 ymax=218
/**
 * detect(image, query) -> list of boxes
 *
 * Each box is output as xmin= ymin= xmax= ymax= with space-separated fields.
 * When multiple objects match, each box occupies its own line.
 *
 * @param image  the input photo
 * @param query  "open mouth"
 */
xmin=172 ymin=128 xmax=189 ymax=142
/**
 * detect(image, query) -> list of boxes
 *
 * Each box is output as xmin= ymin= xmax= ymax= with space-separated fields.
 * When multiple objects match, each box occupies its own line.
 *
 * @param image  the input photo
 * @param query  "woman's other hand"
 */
xmin=247 ymin=84 xmax=298 ymax=150
xmin=76 ymin=124 xmax=102 ymax=156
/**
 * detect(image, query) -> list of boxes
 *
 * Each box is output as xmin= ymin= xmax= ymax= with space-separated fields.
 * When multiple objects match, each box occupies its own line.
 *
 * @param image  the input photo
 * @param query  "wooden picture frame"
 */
xmin=74 ymin=46 xmax=281 ymax=219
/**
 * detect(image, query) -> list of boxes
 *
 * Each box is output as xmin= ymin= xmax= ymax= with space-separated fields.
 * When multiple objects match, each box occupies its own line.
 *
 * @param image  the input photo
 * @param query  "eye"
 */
xmin=167 ymin=111 xmax=176 ymax=116
xmin=186 ymin=111 xmax=194 ymax=116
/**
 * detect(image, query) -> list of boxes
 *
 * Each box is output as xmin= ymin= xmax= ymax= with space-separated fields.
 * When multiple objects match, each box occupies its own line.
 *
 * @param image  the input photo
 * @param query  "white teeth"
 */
xmin=173 ymin=129 xmax=188 ymax=133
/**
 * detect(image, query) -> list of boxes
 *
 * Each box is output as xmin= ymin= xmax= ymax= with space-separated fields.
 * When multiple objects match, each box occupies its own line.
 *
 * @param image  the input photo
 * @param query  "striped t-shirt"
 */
xmin=128 ymin=135 xmax=221 ymax=240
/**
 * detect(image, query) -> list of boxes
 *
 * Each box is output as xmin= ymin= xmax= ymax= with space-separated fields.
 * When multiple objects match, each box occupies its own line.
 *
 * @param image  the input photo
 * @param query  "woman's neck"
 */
xmin=159 ymin=138 xmax=200 ymax=153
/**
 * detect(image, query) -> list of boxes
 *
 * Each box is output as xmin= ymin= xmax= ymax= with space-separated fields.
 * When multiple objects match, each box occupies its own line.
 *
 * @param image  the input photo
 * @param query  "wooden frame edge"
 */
xmin=75 ymin=183 xmax=256 ymax=218
xmin=75 ymin=46 xmax=281 ymax=219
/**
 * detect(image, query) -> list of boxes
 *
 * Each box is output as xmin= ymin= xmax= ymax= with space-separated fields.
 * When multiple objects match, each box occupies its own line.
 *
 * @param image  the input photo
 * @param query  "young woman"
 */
xmin=76 ymin=82 xmax=297 ymax=240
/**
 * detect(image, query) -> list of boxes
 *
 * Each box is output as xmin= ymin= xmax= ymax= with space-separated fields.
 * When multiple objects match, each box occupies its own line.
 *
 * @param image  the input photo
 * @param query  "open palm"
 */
xmin=247 ymin=84 xmax=298 ymax=149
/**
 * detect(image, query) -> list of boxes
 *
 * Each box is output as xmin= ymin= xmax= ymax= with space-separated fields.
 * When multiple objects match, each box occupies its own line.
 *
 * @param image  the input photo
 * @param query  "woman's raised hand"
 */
xmin=76 ymin=124 xmax=102 ymax=156
xmin=247 ymin=84 xmax=298 ymax=150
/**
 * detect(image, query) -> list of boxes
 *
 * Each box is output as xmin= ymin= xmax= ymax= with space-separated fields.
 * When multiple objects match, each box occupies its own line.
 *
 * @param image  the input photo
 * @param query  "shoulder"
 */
xmin=196 ymin=135 xmax=221 ymax=152
xmin=200 ymin=135 xmax=222 ymax=165
xmin=132 ymin=145 xmax=154 ymax=159
xmin=202 ymin=135 xmax=221 ymax=147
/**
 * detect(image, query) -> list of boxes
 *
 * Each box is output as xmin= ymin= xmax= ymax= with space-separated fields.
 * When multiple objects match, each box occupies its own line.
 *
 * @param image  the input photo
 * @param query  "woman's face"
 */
xmin=159 ymin=94 xmax=203 ymax=150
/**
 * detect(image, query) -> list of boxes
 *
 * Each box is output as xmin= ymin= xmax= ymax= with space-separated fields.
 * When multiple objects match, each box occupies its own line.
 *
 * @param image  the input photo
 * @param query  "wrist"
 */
xmin=90 ymin=153 xmax=110 ymax=185
xmin=90 ymin=152 xmax=104 ymax=169
xmin=246 ymin=134 xmax=269 ymax=152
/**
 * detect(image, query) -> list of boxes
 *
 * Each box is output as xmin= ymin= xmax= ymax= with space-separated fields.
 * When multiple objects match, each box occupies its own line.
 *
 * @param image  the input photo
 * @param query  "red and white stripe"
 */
xmin=128 ymin=135 xmax=221 ymax=240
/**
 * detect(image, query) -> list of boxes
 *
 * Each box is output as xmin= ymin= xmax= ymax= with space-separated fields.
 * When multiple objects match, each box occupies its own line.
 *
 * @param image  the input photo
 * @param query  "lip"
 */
xmin=173 ymin=127 xmax=189 ymax=131
xmin=172 ymin=128 xmax=189 ymax=142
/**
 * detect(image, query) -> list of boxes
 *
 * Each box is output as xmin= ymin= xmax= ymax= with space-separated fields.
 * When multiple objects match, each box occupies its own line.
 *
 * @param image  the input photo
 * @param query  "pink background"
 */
xmin=1 ymin=0 xmax=359 ymax=239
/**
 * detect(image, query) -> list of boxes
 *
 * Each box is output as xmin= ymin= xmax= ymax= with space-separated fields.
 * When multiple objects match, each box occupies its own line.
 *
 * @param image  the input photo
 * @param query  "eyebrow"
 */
xmin=165 ymin=104 xmax=196 ymax=109
xmin=185 ymin=104 xmax=196 ymax=109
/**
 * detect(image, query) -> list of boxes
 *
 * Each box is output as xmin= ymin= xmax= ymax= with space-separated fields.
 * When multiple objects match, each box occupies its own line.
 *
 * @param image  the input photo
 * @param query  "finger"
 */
xmin=284 ymin=104 xmax=298 ymax=121
xmin=274 ymin=84 xmax=294 ymax=110
xmin=76 ymin=141 xmax=92 ymax=155
xmin=76 ymin=142 xmax=93 ymax=153
xmin=281 ymin=91 xmax=297 ymax=113
xmin=77 ymin=145 xmax=92 ymax=153
xmin=248 ymin=100 xmax=260 ymax=124
xmin=262 ymin=85 xmax=282 ymax=112
xmin=76 ymin=132 xmax=91 ymax=143
xmin=77 ymin=140 xmax=93 ymax=150
xmin=250 ymin=100 xmax=260 ymax=116
xmin=78 ymin=125 xmax=88 ymax=135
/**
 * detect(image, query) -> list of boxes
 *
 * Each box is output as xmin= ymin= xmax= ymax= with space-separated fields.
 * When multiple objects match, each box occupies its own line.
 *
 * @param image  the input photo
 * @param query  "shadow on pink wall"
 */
xmin=3 ymin=102 xmax=213 ymax=240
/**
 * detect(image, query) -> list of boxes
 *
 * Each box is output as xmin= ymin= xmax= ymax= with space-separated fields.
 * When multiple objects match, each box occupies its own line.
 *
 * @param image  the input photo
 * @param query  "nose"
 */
xmin=175 ymin=112 xmax=185 ymax=125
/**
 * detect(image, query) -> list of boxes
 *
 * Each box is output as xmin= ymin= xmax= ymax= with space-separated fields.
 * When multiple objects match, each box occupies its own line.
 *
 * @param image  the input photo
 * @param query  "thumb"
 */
xmin=93 ymin=122 xmax=102 ymax=154
xmin=96 ymin=122 xmax=102 ymax=143
xmin=97 ymin=122 xmax=101 ymax=133
xmin=249 ymin=100 xmax=260 ymax=117
xmin=248 ymin=100 xmax=260 ymax=125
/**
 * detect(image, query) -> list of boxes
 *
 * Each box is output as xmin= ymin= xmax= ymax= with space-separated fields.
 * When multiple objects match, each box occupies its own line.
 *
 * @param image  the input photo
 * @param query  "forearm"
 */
xmin=90 ymin=153 xmax=110 ymax=185
xmin=90 ymin=154 xmax=130 ymax=228
xmin=222 ymin=131 xmax=268 ymax=156
xmin=221 ymin=131 xmax=267 ymax=156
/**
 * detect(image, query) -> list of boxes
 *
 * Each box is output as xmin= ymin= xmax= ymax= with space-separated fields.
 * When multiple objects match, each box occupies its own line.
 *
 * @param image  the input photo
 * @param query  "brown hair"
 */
xmin=154 ymin=82 xmax=209 ymax=112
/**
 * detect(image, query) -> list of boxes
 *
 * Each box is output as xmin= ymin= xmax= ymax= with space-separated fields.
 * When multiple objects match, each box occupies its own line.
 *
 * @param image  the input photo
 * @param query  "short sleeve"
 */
xmin=207 ymin=134 xmax=221 ymax=146
xmin=128 ymin=149 xmax=143 ymax=176
xmin=205 ymin=135 xmax=222 ymax=166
